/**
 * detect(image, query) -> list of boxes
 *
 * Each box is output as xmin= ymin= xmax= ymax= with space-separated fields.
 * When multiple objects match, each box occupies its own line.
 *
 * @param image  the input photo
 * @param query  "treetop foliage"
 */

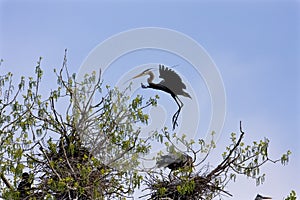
xmin=0 ymin=53 xmax=294 ymax=200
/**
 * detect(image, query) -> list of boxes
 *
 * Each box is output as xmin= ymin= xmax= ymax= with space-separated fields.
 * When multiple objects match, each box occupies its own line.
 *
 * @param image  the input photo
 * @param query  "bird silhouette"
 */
xmin=17 ymin=172 xmax=32 ymax=198
xmin=132 ymin=64 xmax=191 ymax=129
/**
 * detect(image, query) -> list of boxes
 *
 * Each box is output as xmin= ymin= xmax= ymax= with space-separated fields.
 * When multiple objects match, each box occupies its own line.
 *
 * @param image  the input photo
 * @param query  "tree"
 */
xmin=285 ymin=191 xmax=297 ymax=200
xmin=142 ymin=123 xmax=291 ymax=200
xmin=0 ymin=53 xmax=157 ymax=199
xmin=0 ymin=53 xmax=293 ymax=199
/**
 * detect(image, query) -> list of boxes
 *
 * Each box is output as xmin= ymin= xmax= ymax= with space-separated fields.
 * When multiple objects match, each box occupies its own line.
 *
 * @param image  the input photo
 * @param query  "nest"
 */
xmin=145 ymin=172 xmax=229 ymax=200
xmin=35 ymin=136 xmax=113 ymax=199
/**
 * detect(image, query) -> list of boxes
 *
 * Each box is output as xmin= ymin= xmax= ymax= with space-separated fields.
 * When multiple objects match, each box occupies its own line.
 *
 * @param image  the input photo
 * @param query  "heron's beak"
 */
xmin=123 ymin=72 xmax=145 ymax=85
xmin=124 ymin=68 xmax=153 ymax=84
xmin=131 ymin=72 xmax=145 ymax=79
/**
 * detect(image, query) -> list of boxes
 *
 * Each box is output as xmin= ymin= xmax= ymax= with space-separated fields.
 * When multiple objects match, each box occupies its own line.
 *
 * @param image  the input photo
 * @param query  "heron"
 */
xmin=255 ymin=194 xmax=272 ymax=200
xmin=156 ymin=152 xmax=193 ymax=171
xmin=131 ymin=64 xmax=191 ymax=130
xmin=17 ymin=172 xmax=32 ymax=198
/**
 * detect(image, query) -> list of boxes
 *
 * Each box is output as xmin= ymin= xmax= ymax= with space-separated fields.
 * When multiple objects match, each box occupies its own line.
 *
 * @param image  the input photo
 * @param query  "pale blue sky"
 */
xmin=1 ymin=1 xmax=299 ymax=199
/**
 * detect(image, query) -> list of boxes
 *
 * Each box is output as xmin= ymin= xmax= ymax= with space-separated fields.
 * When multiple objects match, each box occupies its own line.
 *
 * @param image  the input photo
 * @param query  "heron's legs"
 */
xmin=172 ymin=96 xmax=183 ymax=130
xmin=168 ymin=169 xmax=174 ymax=181
xmin=141 ymin=83 xmax=183 ymax=130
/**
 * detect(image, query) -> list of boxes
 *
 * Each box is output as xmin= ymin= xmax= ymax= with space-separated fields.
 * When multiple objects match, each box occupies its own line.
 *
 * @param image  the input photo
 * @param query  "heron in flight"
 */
xmin=255 ymin=194 xmax=272 ymax=200
xmin=132 ymin=64 xmax=191 ymax=129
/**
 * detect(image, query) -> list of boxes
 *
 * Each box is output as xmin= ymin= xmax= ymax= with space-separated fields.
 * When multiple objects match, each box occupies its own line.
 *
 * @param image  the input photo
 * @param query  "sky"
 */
xmin=0 ymin=0 xmax=299 ymax=199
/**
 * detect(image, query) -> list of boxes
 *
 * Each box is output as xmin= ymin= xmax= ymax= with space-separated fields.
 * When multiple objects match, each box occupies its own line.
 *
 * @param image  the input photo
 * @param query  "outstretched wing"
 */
xmin=159 ymin=65 xmax=187 ymax=94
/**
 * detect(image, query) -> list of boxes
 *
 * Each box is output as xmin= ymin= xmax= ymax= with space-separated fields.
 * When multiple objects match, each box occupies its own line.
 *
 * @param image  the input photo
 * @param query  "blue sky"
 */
xmin=1 ymin=0 xmax=299 ymax=199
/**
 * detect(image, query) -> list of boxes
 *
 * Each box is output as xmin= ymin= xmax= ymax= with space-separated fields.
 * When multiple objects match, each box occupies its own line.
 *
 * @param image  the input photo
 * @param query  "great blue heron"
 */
xmin=132 ymin=64 xmax=191 ymax=129
xmin=156 ymin=152 xmax=193 ymax=171
xmin=17 ymin=172 xmax=32 ymax=198
xmin=255 ymin=194 xmax=272 ymax=200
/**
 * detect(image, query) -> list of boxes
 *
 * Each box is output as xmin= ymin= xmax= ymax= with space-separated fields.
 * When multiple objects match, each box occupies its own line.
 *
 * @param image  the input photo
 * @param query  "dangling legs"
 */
xmin=172 ymin=96 xmax=183 ymax=130
xmin=140 ymin=83 xmax=183 ymax=130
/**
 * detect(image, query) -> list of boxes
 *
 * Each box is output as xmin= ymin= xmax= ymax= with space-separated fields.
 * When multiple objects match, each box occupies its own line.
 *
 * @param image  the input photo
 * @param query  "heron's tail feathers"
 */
xmin=182 ymin=91 xmax=192 ymax=99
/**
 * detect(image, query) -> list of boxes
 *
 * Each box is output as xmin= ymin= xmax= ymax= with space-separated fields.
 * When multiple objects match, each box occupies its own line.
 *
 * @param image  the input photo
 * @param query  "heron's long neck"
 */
xmin=147 ymin=71 xmax=154 ymax=83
